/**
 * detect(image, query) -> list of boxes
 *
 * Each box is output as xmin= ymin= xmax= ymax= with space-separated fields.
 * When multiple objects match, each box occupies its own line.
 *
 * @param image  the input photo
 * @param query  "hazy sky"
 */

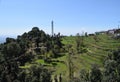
xmin=0 ymin=0 xmax=120 ymax=36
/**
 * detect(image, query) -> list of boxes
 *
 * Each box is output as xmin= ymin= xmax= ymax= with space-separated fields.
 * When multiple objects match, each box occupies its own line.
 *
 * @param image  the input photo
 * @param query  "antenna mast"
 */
xmin=51 ymin=20 xmax=54 ymax=36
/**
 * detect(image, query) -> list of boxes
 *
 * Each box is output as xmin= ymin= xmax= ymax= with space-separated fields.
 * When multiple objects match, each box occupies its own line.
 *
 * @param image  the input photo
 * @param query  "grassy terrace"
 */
xmin=20 ymin=34 xmax=120 ymax=80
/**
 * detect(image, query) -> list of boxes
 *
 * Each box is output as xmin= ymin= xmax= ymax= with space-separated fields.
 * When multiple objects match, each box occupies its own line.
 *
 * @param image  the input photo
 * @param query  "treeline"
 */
xmin=64 ymin=48 xmax=120 ymax=82
xmin=0 ymin=27 xmax=63 ymax=82
xmin=77 ymin=49 xmax=120 ymax=82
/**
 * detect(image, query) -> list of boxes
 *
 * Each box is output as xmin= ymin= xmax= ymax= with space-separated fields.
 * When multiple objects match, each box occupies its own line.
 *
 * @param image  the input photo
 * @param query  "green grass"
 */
xmin=61 ymin=34 xmax=120 ymax=70
xmin=62 ymin=36 xmax=76 ymax=45
xmin=36 ymin=59 xmax=44 ymax=64
xmin=20 ymin=34 xmax=120 ymax=81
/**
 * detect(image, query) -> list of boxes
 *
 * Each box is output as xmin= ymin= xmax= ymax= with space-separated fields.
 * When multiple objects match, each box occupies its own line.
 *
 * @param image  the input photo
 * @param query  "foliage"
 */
xmin=79 ymin=69 xmax=90 ymax=81
xmin=1 ymin=27 xmax=120 ymax=82
xmin=0 ymin=27 xmax=62 ymax=82
xmin=75 ymin=33 xmax=85 ymax=53
xmin=79 ymin=49 xmax=120 ymax=82
xmin=90 ymin=64 xmax=102 ymax=82
xmin=18 ymin=65 xmax=52 ymax=82
xmin=103 ymin=49 xmax=120 ymax=82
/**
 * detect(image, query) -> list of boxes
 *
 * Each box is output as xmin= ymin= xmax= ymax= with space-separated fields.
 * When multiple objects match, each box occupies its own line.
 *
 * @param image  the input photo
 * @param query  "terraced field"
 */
xmin=20 ymin=34 xmax=120 ymax=81
xmin=58 ymin=34 xmax=120 ymax=79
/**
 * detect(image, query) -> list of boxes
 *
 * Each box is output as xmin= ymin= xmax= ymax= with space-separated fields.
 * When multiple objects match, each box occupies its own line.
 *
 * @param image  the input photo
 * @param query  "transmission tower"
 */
xmin=51 ymin=20 xmax=54 ymax=36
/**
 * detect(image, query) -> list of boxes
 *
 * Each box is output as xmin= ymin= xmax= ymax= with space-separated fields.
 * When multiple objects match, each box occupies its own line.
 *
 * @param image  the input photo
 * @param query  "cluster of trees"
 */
xmin=78 ymin=49 xmax=120 ymax=82
xmin=1 ymin=27 xmax=120 ymax=82
xmin=17 ymin=27 xmax=63 ymax=56
xmin=75 ymin=33 xmax=86 ymax=53
xmin=64 ymin=37 xmax=120 ymax=82
xmin=0 ymin=27 xmax=63 ymax=82
xmin=0 ymin=42 xmax=52 ymax=82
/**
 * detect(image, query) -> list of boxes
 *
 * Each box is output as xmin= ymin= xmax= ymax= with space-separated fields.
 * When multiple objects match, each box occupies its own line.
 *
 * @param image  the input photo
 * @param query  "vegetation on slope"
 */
xmin=1 ymin=27 xmax=120 ymax=82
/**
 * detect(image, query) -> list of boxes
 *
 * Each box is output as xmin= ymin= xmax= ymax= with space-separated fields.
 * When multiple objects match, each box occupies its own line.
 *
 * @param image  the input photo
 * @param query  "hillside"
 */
xmin=20 ymin=32 xmax=120 ymax=81
xmin=53 ymin=34 xmax=120 ymax=81
xmin=62 ymin=34 xmax=120 ymax=70
xmin=1 ymin=27 xmax=120 ymax=82
xmin=0 ymin=27 xmax=63 ymax=82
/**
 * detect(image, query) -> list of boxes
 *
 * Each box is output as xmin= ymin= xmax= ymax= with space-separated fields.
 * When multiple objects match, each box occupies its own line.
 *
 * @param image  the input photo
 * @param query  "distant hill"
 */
xmin=0 ymin=36 xmax=6 ymax=43
xmin=0 ymin=35 xmax=17 ymax=43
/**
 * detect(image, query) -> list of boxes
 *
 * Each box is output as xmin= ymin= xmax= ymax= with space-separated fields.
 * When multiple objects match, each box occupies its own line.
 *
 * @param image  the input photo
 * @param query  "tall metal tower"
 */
xmin=51 ymin=20 xmax=54 ymax=36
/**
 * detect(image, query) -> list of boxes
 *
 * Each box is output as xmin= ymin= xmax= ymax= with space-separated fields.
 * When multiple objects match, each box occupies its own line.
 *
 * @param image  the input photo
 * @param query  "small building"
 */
xmin=107 ymin=30 xmax=115 ymax=35
xmin=99 ymin=31 xmax=107 ymax=34
xmin=95 ymin=31 xmax=107 ymax=35
xmin=115 ymin=29 xmax=120 ymax=34
xmin=89 ymin=34 xmax=95 ymax=36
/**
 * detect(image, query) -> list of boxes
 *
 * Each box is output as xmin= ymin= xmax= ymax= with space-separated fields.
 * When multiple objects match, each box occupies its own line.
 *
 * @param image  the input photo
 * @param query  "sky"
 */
xmin=0 ymin=0 xmax=120 ymax=37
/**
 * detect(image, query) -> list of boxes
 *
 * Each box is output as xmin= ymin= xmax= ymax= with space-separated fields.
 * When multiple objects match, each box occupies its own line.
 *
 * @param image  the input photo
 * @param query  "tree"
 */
xmin=90 ymin=64 xmax=102 ymax=82
xmin=23 ymin=65 xmax=52 ymax=82
xmin=76 ymin=33 xmax=81 ymax=53
xmin=0 ymin=56 xmax=20 ymax=82
xmin=79 ymin=69 xmax=90 ymax=81
xmin=67 ymin=45 xmax=75 ymax=82
xmin=103 ymin=60 xmax=117 ymax=82
xmin=2 ymin=42 xmax=21 ymax=59
xmin=103 ymin=49 xmax=120 ymax=82
xmin=6 ymin=37 xmax=16 ymax=44
xmin=59 ymin=73 xmax=62 ymax=82
xmin=54 ymin=75 xmax=58 ymax=82
xmin=94 ymin=35 xmax=99 ymax=42
xmin=85 ymin=32 xmax=88 ymax=37
xmin=75 ymin=33 xmax=85 ymax=53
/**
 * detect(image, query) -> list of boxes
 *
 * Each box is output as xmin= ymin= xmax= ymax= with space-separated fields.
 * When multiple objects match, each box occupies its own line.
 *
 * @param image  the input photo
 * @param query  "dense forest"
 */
xmin=1 ymin=27 xmax=120 ymax=82
xmin=0 ymin=27 xmax=63 ymax=82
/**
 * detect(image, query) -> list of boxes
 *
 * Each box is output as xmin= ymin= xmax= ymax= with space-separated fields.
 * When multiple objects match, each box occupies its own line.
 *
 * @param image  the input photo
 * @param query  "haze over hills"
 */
xmin=0 ymin=27 xmax=117 ymax=44
xmin=0 ymin=35 xmax=17 ymax=43
xmin=0 ymin=36 xmax=6 ymax=43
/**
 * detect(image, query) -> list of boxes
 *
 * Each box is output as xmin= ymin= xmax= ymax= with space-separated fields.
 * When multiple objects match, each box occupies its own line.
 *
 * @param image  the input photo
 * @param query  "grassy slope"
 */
xmin=20 ymin=34 xmax=120 ymax=81
xmin=61 ymin=34 xmax=120 ymax=76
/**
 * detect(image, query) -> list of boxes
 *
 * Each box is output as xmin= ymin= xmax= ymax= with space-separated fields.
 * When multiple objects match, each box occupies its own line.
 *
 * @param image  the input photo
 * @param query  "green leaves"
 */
xmin=90 ymin=64 xmax=102 ymax=82
xmin=2 ymin=42 xmax=21 ymax=59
